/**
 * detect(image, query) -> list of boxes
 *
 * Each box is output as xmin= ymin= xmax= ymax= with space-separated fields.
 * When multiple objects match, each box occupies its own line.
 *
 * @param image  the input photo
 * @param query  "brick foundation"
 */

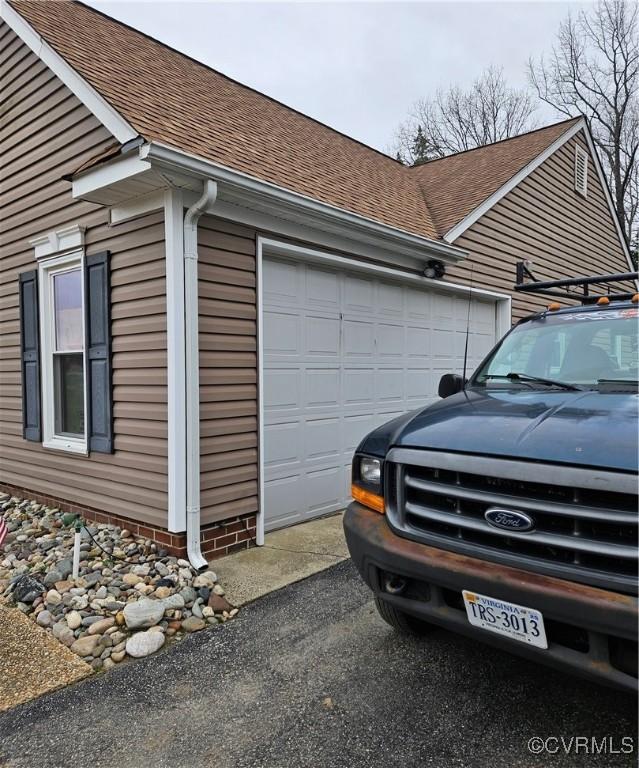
xmin=0 ymin=482 xmax=257 ymax=560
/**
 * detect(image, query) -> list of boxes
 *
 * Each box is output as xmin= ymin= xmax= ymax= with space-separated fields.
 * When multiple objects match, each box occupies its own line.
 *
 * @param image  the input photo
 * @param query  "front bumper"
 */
xmin=344 ymin=502 xmax=638 ymax=692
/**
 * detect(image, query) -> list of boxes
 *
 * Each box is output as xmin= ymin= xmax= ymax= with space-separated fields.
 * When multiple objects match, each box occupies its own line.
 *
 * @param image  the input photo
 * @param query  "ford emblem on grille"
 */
xmin=484 ymin=507 xmax=535 ymax=532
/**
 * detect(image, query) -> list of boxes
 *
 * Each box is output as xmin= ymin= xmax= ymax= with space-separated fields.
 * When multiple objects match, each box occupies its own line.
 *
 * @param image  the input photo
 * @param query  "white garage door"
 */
xmin=262 ymin=256 xmax=499 ymax=531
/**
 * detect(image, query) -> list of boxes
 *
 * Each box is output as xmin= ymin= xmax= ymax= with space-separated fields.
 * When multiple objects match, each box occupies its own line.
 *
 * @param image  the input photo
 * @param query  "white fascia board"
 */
xmin=72 ymin=153 xmax=152 ymax=200
xmin=140 ymin=141 xmax=467 ymax=264
xmin=178 ymin=195 xmax=450 ymax=273
xmin=444 ymin=119 xmax=586 ymax=243
xmin=0 ymin=0 xmax=138 ymax=144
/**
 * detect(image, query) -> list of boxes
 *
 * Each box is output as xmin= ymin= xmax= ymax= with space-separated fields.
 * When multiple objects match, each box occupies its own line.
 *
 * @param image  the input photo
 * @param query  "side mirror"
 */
xmin=438 ymin=373 xmax=465 ymax=398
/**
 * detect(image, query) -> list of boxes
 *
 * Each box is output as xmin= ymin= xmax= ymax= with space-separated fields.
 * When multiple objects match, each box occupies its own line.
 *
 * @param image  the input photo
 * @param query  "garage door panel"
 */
xmin=265 ymin=475 xmax=304 ymax=528
xmin=343 ymin=320 xmax=374 ymax=356
xmin=431 ymin=328 xmax=456 ymax=359
xmin=432 ymin=292 xmax=454 ymax=321
xmin=306 ymin=267 xmax=339 ymax=308
xmin=264 ymin=421 xmax=300 ymax=467
xmin=377 ymin=282 xmax=404 ymax=316
xmin=406 ymin=288 xmax=431 ymax=320
xmin=407 ymin=326 xmax=430 ymax=358
xmin=305 ymin=368 xmax=340 ymax=407
xmin=376 ymin=368 xmax=404 ymax=402
xmin=405 ymin=368 xmax=432 ymax=401
xmin=264 ymin=368 xmax=300 ymax=410
xmin=377 ymin=323 xmax=404 ymax=356
xmin=305 ymin=314 xmax=340 ymax=356
xmin=263 ymin=259 xmax=300 ymax=304
xmin=262 ymin=256 xmax=499 ymax=531
xmin=305 ymin=466 xmax=342 ymax=514
xmin=264 ymin=311 xmax=300 ymax=355
xmin=344 ymin=274 xmax=374 ymax=312
xmin=343 ymin=368 xmax=374 ymax=405
xmin=305 ymin=418 xmax=340 ymax=461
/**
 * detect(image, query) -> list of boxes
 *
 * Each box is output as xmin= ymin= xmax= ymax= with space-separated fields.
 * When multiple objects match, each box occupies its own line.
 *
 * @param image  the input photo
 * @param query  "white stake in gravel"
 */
xmin=72 ymin=523 xmax=82 ymax=579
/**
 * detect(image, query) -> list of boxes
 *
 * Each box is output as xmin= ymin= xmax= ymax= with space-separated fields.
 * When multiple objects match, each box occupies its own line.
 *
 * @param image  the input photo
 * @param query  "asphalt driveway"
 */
xmin=0 ymin=560 xmax=635 ymax=768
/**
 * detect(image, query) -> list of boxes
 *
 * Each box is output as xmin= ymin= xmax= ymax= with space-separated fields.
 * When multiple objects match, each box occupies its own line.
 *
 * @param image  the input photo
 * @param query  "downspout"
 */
xmin=183 ymin=179 xmax=218 ymax=570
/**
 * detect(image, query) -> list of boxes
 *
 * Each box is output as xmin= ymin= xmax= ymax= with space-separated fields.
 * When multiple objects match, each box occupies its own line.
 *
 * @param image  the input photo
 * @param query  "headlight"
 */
xmin=360 ymin=457 xmax=381 ymax=485
xmin=352 ymin=455 xmax=385 ymax=513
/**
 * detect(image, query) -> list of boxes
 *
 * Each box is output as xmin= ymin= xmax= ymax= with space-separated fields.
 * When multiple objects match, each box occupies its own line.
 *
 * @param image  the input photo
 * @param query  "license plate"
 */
xmin=462 ymin=590 xmax=548 ymax=649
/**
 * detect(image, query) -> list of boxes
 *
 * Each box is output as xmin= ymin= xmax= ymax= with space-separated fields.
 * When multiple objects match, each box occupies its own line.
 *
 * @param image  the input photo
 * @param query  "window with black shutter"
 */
xmin=18 ymin=248 xmax=113 ymax=454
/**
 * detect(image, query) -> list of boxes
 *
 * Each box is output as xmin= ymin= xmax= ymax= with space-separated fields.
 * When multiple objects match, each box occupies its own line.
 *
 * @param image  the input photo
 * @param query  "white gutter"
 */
xmin=140 ymin=142 xmax=466 ymax=264
xmin=183 ymin=179 xmax=218 ymax=570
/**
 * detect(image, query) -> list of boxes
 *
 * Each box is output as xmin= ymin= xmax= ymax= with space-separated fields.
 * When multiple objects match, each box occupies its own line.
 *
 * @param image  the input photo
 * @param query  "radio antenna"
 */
xmin=462 ymin=264 xmax=474 ymax=389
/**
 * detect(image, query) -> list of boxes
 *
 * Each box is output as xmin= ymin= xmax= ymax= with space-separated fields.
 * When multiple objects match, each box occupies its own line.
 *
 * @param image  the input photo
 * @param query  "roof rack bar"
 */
xmin=515 ymin=268 xmax=638 ymax=293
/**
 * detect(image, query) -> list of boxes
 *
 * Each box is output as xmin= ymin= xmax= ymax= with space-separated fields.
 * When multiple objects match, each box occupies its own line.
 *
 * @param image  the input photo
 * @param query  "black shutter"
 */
xmin=84 ymin=251 xmax=113 ymax=453
xmin=19 ymin=270 xmax=42 ymax=442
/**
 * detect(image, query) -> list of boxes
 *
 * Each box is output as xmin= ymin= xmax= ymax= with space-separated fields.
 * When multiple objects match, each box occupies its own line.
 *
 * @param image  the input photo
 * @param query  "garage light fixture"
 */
xmin=423 ymin=259 xmax=446 ymax=279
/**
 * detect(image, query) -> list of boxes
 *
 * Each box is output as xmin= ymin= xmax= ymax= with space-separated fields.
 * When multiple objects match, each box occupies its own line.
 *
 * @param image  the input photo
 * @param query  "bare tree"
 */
xmin=528 ymin=0 xmax=639 ymax=246
xmin=395 ymin=66 xmax=537 ymax=165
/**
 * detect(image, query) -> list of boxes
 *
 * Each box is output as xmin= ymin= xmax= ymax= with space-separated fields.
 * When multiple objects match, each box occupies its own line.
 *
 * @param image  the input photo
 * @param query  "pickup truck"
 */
xmin=344 ymin=277 xmax=638 ymax=691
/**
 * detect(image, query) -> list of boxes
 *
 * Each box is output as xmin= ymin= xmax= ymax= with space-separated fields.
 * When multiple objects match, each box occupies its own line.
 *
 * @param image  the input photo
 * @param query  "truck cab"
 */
xmin=344 ymin=270 xmax=638 ymax=691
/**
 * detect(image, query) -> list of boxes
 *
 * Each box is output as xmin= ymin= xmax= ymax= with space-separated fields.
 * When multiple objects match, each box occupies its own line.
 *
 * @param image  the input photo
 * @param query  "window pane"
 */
xmin=54 ymin=354 xmax=84 ymax=437
xmin=54 ymin=269 xmax=83 ymax=351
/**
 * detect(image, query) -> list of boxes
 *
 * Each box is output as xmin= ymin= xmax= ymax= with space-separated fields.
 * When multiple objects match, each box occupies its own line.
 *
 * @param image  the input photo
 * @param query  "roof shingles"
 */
xmin=9 ymin=1 xmax=582 ymax=242
xmin=410 ymin=118 xmax=581 ymax=235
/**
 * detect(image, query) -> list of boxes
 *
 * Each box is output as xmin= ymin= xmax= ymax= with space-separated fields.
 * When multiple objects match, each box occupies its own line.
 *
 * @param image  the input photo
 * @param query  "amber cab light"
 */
xmin=547 ymin=302 xmax=561 ymax=311
xmin=351 ymin=484 xmax=385 ymax=514
xmin=632 ymin=293 xmax=639 ymax=303
xmin=597 ymin=296 xmax=610 ymax=305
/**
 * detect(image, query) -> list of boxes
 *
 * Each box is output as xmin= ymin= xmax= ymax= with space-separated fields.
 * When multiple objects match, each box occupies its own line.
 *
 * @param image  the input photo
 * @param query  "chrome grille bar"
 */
xmin=404 ymin=501 xmax=637 ymax=559
xmin=403 ymin=474 xmax=637 ymax=525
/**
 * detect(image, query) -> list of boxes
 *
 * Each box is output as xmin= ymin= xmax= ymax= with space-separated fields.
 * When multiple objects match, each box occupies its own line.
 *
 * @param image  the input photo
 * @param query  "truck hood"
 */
xmin=360 ymin=389 xmax=639 ymax=473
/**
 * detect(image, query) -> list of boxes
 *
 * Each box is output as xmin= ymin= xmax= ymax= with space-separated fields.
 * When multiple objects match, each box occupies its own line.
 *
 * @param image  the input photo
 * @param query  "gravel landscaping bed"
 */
xmin=0 ymin=494 xmax=238 ymax=674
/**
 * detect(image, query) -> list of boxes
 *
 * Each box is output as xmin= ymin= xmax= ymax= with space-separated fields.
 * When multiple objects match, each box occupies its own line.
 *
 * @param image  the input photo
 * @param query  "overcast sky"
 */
xmin=86 ymin=1 xmax=584 ymax=155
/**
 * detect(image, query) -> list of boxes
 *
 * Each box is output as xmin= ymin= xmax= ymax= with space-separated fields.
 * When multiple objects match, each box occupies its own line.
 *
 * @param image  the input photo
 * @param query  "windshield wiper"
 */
xmin=484 ymin=372 xmax=584 ymax=391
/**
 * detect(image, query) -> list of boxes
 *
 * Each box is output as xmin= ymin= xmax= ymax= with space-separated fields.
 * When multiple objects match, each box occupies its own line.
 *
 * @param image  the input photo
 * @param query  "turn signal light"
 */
xmin=351 ymin=484 xmax=385 ymax=514
xmin=597 ymin=296 xmax=610 ymax=305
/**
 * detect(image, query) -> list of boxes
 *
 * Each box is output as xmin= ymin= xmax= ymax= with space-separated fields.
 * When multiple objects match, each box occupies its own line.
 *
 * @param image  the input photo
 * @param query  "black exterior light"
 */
xmin=424 ymin=259 xmax=446 ymax=279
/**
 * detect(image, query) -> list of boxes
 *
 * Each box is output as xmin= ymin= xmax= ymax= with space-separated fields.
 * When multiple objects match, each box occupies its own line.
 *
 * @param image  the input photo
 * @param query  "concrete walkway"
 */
xmin=214 ymin=512 xmax=348 ymax=606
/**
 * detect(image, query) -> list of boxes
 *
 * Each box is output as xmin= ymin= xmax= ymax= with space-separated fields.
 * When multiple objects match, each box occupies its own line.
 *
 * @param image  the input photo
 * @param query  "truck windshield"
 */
xmin=473 ymin=308 xmax=638 ymax=389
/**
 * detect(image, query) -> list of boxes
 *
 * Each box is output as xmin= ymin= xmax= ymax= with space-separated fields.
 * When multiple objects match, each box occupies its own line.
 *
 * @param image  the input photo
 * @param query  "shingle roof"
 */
xmin=410 ymin=117 xmax=582 ymax=236
xmin=8 ymin=0 xmax=583 ymax=242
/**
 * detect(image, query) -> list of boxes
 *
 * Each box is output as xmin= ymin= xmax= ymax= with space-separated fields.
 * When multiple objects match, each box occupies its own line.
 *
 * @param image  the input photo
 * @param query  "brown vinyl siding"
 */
xmin=198 ymin=215 xmax=258 ymax=526
xmin=0 ymin=24 xmax=168 ymax=527
xmin=446 ymin=133 xmax=631 ymax=320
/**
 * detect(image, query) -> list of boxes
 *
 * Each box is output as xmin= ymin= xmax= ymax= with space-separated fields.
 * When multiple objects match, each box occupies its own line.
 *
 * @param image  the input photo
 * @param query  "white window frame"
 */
xmin=575 ymin=145 xmax=589 ymax=198
xmin=38 ymin=250 xmax=88 ymax=455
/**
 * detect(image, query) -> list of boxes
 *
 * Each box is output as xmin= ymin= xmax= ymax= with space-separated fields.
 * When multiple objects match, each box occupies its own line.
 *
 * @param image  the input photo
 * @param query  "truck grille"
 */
xmin=386 ymin=449 xmax=638 ymax=594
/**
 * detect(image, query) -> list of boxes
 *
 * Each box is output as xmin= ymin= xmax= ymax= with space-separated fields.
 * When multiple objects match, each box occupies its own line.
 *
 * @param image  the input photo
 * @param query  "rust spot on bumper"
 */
xmin=345 ymin=503 xmax=638 ymax=634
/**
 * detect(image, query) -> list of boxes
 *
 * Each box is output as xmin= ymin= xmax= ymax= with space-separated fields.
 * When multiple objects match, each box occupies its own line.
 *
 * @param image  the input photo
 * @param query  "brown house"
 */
xmin=1 ymin=1 xmax=634 ymax=566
